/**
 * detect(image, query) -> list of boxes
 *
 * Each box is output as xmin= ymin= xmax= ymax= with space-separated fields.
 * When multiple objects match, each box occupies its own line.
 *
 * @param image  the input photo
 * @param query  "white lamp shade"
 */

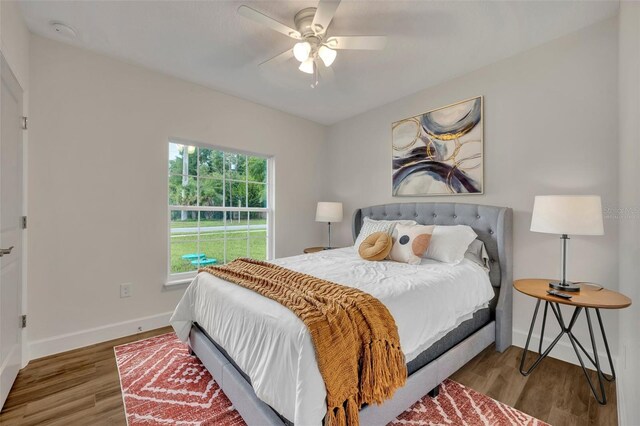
xmin=316 ymin=202 xmax=343 ymax=223
xmin=530 ymin=195 xmax=604 ymax=235
xmin=299 ymin=58 xmax=314 ymax=74
xmin=293 ymin=42 xmax=311 ymax=62
xmin=318 ymin=45 xmax=337 ymax=67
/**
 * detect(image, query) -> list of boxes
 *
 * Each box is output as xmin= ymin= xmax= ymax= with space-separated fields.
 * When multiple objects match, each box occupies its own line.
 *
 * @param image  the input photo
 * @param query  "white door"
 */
xmin=0 ymin=53 xmax=24 ymax=409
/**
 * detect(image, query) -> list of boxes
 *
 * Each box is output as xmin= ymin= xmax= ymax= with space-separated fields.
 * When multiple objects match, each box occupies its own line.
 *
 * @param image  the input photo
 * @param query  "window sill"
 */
xmin=164 ymin=277 xmax=194 ymax=288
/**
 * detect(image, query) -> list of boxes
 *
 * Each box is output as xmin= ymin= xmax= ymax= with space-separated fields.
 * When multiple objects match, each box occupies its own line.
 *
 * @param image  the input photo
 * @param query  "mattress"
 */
xmin=193 ymin=306 xmax=491 ymax=425
xmin=170 ymin=247 xmax=495 ymax=426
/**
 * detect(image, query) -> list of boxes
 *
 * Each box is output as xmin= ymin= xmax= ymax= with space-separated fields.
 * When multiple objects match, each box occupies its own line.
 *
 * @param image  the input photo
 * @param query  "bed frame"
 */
xmin=188 ymin=202 xmax=513 ymax=425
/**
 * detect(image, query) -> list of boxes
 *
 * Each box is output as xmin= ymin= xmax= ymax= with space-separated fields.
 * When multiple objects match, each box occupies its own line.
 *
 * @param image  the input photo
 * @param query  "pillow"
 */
xmin=464 ymin=239 xmax=491 ymax=272
xmin=388 ymin=224 xmax=435 ymax=265
xmin=390 ymin=220 xmax=418 ymax=236
xmin=424 ymin=225 xmax=477 ymax=264
xmin=354 ymin=217 xmax=415 ymax=247
xmin=358 ymin=232 xmax=393 ymax=261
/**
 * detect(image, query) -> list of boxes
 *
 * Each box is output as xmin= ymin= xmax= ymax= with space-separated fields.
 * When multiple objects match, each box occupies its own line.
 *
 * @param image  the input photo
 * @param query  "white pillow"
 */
xmin=424 ymin=225 xmax=477 ymax=264
xmin=388 ymin=224 xmax=434 ymax=265
xmin=390 ymin=221 xmax=417 ymax=237
xmin=354 ymin=217 xmax=417 ymax=247
xmin=464 ymin=239 xmax=491 ymax=272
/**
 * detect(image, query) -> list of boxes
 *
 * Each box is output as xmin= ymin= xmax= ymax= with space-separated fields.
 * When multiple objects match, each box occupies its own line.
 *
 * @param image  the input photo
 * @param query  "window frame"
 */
xmin=166 ymin=138 xmax=274 ymax=286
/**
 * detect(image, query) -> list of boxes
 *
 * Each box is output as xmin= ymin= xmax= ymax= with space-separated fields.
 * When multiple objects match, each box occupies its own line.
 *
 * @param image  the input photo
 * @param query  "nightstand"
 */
xmin=303 ymin=246 xmax=333 ymax=254
xmin=514 ymin=278 xmax=631 ymax=404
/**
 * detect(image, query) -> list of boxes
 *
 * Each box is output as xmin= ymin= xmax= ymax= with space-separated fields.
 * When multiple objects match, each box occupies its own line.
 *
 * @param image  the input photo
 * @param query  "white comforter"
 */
xmin=170 ymin=247 xmax=494 ymax=425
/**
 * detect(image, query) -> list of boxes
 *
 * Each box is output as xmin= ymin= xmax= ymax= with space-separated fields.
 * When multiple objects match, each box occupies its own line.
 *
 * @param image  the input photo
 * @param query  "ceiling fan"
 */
xmin=238 ymin=0 xmax=387 ymax=88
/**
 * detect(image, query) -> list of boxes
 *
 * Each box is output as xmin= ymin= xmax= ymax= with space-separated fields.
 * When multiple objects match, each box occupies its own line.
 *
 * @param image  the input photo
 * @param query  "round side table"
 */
xmin=303 ymin=246 xmax=328 ymax=254
xmin=514 ymin=279 xmax=631 ymax=405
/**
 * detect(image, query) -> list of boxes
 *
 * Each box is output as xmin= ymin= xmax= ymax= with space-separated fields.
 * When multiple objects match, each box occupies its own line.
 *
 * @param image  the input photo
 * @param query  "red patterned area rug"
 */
xmin=114 ymin=333 xmax=244 ymax=425
xmin=115 ymin=333 xmax=548 ymax=426
xmin=392 ymin=380 xmax=549 ymax=426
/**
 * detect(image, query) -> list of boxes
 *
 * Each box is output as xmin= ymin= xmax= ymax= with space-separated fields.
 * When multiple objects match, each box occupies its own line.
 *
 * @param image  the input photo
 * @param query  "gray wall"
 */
xmin=326 ymin=18 xmax=620 ymax=365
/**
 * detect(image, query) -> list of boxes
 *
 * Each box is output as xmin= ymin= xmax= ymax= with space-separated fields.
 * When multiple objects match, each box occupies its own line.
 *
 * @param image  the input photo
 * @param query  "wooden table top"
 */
xmin=304 ymin=246 xmax=328 ymax=254
xmin=514 ymin=279 xmax=632 ymax=309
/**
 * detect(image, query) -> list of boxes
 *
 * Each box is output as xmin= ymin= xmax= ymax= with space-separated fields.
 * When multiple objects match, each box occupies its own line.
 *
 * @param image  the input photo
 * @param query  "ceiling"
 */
xmin=20 ymin=0 xmax=618 ymax=125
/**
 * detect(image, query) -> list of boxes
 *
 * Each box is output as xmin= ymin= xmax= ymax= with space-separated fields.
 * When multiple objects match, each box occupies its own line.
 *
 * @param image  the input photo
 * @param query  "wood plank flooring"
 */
xmin=0 ymin=328 xmax=173 ymax=426
xmin=1 ymin=328 xmax=617 ymax=425
xmin=450 ymin=345 xmax=617 ymax=426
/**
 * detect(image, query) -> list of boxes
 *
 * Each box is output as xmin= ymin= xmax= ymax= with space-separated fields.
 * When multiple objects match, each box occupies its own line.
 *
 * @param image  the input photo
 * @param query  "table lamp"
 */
xmin=316 ymin=202 xmax=343 ymax=249
xmin=530 ymin=195 xmax=604 ymax=292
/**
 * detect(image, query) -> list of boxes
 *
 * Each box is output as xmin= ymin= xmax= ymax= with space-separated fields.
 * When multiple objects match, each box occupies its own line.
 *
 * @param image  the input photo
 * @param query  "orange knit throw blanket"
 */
xmin=200 ymin=258 xmax=407 ymax=426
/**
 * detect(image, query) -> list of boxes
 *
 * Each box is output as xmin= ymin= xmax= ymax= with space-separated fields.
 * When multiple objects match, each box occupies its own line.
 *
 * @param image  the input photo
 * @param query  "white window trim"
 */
xmin=165 ymin=139 xmax=274 ymax=287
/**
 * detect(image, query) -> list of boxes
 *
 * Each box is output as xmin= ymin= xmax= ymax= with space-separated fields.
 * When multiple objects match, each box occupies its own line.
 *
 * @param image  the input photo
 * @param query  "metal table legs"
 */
xmin=519 ymin=300 xmax=616 ymax=404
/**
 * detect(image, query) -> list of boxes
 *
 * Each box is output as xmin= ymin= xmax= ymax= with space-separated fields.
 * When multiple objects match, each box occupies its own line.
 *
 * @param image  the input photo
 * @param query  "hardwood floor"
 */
xmin=0 ymin=327 xmax=173 ymax=426
xmin=0 ymin=328 xmax=617 ymax=425
xmin=450 ymin=345 xmax=617 ymax=426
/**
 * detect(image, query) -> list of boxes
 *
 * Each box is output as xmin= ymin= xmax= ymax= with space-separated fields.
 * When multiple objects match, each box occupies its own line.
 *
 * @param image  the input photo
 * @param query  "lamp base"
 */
xmin=548 ymin=281 xmax=581 ymax=292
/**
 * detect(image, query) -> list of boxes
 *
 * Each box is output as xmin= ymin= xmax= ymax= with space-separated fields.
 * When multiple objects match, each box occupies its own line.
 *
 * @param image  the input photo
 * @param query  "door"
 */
xmin=0 ymin=53 xmax=24 ymax=409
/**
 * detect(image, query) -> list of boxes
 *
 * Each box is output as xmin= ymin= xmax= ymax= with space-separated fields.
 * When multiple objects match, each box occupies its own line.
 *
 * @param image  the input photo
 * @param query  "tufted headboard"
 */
xmin=353 ymin=202 xmax=513 ymax=351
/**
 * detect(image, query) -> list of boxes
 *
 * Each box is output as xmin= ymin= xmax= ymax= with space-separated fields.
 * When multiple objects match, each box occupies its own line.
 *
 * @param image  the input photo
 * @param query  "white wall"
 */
xmin=1 ymin=1 xmax=29 ymax=91
xmin=1 ymin=0 xmax=30 ymax=367
xmin=326 ymin=19 xmax=620 ymax=368
xmin=617 ymin=3 xmax=640 ymax=424
xmin=27 ymin=35 xmax=327 ymax=357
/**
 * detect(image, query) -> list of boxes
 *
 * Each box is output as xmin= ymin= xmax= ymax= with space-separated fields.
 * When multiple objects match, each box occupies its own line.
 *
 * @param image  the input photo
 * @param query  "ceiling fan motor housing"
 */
xmin=295 ymin=7 xmax=322 ymax=37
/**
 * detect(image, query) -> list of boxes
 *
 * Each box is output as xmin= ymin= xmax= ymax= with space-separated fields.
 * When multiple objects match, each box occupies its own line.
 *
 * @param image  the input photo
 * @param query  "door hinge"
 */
xmin=21 ymin=315 xmax=27 ymax=328
xmin=22 ymin=216 xmax=27 ymax=229
xmin=21 ymin=116 xmax=27 ymax=130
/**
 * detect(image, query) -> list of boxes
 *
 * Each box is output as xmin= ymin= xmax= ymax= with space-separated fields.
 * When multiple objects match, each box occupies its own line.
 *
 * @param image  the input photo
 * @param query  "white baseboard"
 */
xmin=512 ymin=329 xmax=615 ymax=376
xmin=28 ymin=311 xmax=173 ymax=360
xmin=615 ymin=361 xmax=639 ymax=425
xmin=617 ymin=373 xmax=627 ymax=425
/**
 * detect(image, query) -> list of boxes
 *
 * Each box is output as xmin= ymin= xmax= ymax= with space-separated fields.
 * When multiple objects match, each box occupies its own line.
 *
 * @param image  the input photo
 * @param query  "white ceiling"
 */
xmin=20 ymin=0 xmax=618 ymax=125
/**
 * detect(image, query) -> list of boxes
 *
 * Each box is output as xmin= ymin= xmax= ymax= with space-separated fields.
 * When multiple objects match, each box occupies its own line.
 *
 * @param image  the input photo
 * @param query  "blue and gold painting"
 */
xmin=392 ymin=96 xmax=483 ymax=196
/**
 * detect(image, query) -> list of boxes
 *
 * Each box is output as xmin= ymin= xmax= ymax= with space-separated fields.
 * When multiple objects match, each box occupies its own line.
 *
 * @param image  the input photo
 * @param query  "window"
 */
xmin=168 ymin=141 xmax=271 ymax=281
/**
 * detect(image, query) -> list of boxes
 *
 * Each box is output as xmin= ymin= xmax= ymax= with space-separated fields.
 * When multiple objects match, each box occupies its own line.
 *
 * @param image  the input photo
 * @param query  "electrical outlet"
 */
xmin=120 ymin=283 xmax=132 ymax=298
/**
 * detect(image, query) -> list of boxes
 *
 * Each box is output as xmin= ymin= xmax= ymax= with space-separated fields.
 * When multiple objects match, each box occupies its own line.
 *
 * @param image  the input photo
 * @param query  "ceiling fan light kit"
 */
xmin=294 ymin=39 xmax=337 ymax=71
xmin=238 ymin=0 xmax=386 ymax=87
xmin=299 ymin=58 xmax=315 ymax=74
xmin=293 ymin=41 xmax=311 ymax=62
xmin=318 ymin=45 xmax=336 ymax=67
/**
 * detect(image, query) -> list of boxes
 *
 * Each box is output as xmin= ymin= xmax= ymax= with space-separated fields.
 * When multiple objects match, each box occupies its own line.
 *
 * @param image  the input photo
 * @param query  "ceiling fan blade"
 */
xmin=325 ymin=36 xmax=387 ymax=50
xmin=312 ymin=0 xmax=341 ymax=34
xmin=238 ymin=5 xmax=301 ymax=40
xmin=259 ymin=48 xmax=294 ymax=67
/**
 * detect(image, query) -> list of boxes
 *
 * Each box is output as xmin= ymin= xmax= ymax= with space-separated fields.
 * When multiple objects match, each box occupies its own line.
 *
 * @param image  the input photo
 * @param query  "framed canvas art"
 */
xmin=392 ymin=96 xmax=483 ymax=196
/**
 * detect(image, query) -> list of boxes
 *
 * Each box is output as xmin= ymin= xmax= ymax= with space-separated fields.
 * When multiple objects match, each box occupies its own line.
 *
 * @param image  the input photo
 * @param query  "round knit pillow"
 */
xmin=358 ymin=231 xmax=393 ymax=261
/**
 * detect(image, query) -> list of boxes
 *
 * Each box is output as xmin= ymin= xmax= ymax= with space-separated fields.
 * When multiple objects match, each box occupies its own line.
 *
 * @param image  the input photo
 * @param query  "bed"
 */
xmin=170 ymin=202 xmax=513 ymax=425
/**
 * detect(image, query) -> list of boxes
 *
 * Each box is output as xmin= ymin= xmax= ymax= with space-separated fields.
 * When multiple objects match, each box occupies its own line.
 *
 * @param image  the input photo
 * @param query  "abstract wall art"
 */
xmin=392 ymin=96 xmax=483 ymax=196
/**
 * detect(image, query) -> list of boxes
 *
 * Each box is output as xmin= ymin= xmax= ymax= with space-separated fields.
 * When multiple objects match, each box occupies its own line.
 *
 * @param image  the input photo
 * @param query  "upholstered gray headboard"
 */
xmin=353 ymin=202 xmax=513 ymax=351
